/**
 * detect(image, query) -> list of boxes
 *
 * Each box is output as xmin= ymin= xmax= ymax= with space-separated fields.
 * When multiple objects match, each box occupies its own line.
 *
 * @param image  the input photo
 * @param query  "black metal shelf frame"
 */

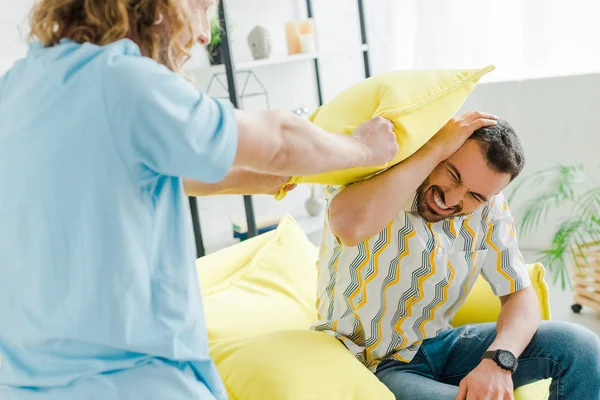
xmin=189 ymin=0 xmax=371 ymax=258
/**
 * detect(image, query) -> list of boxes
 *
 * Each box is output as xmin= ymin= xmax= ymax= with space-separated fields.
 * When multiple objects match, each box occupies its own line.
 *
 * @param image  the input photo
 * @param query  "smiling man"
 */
xmin=312 ymin=113 xmax=600 ymax=400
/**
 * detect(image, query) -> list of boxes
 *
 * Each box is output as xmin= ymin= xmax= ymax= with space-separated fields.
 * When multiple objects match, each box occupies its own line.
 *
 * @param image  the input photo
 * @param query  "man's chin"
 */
xmin=418 ymin=205 xmax=453 ymax=223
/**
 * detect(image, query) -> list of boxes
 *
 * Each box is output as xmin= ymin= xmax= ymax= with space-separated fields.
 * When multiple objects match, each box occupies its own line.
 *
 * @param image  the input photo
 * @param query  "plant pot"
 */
xmin=571 ymin=241 xmax=600 ymax=314
xmin=208 ymin=47 xmax=223 ymax=66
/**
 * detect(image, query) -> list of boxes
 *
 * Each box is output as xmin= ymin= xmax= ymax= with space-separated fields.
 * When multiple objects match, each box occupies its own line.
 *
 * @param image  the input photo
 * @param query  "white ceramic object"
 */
xmin=247 ymin=26 xmax=272 ymax=60
xmin=305 ymin=184 xmax=325 ymax=217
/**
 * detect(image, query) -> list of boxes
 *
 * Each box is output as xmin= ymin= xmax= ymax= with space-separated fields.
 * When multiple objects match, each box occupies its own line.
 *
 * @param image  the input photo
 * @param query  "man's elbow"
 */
xmin=329 ymin=205 xmax=368 ymax=247
xmin=236 ymin=110 xmax=288 ymax=174
xmin=502 ymin=286 xmax=541 ymax=317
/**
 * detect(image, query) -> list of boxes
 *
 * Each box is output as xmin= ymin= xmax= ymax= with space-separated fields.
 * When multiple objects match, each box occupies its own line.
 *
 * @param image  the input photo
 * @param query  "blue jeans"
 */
xmin=375 ymin=321 xmax=600 ymax=399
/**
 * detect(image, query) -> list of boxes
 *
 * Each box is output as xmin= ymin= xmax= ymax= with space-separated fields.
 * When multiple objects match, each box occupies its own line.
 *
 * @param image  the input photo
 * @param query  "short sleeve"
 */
xmin=480 ymin=193 xmax=531 ymax=297
xmin=102 ymin=46 xmax=237 ymax=183
xmin=324 ymin=185 xmax=346 ymax=218
xmin=325 ymin=185 xmax=346 ymax=201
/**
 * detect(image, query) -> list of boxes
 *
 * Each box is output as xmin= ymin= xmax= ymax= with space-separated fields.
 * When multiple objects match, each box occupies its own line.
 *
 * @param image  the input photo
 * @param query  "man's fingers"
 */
xmin=467 ymin=118 xmax=498 ymax=133
xmin=461 ymin=111 xmax=499 ymax=123
xmin=455 ymin=380 xmax=468 ymax=400
xmin=372 ymin=116 xmax=395 ymax=131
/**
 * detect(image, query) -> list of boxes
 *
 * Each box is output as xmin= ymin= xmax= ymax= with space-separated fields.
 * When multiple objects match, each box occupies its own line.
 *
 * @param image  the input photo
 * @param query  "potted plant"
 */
xmin=207 ymin=16 xmax=223 ymax=65
xmin=509 ymin=164 xmax=600 ymax=313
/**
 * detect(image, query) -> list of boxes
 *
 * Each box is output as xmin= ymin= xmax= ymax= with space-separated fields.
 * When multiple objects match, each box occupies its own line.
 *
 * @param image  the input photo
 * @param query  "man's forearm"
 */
xmin=183 ymin=169 xmax=288 ymax=196
xmin=267 ymin=114 xmax=368 ymax=175
xmin=234 ymin=110 xmax=395 ymax=176
xmin=490 ymin=287 xmax=541 ymax=357
xmin=329 ymin=143 xmax=444 ymax=246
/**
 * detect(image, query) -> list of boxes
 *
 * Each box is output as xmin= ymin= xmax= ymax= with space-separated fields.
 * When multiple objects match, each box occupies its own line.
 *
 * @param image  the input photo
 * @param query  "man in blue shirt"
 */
xmin=0 ymin=0 xmax=399 ymax=398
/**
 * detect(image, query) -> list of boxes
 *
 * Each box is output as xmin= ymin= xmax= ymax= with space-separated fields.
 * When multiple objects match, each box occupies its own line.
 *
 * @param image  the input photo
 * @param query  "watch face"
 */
xmin=497 ymin=351 xmax=516 ymax=367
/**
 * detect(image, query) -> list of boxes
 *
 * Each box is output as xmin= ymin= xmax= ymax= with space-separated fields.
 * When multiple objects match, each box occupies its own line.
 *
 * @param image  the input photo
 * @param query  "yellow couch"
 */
xmin=197 ymin=215 xmax=551 ymax=399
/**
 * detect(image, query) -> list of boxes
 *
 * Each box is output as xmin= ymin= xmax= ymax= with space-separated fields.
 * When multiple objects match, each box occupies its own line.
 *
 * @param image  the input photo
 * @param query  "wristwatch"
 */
xmin=482 ymin=349 xmax=518 ymax=373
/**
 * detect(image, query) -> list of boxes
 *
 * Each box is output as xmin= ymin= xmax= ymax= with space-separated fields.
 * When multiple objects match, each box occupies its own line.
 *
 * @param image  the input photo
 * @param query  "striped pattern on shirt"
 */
xmin=312 ymin=188 xmax=530 ymax=371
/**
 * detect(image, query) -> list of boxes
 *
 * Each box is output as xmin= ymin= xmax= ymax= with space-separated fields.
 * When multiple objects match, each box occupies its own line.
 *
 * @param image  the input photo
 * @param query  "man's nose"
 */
xmin=443 ymin=186 xmax=467 ymax=208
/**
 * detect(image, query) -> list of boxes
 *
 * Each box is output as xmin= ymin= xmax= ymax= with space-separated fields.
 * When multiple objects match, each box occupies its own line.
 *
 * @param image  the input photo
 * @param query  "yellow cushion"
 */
xmin=276 ymin=66 xmax=495 ymax=199
xmin=197 ymin=215 xmax=318 ymax=342
xmin=515 ymin=380 xmax=551 ymax=400
xmin=199 ymin=216 xmax=551 ymax=399
xmin=210 ymin=330 xmax=394 ymax=400
xmin=452 ymin=262 xmax=552 ymax=326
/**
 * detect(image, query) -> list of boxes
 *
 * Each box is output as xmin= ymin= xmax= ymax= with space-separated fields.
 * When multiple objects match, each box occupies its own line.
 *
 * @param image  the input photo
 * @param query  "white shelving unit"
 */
xmin=188 ymin=53 xmax=319 ymax=74
xmin=189 ymin=0 xmax=371 ymax=258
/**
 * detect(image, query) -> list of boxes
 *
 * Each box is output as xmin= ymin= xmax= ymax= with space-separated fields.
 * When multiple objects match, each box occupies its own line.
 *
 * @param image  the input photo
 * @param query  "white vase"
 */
xmin=305 ymin=185 xmax=325 ymax=217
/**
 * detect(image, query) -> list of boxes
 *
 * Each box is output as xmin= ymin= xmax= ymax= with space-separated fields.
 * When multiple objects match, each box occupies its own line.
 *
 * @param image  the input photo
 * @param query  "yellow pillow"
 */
xmin=451 ymin=262 xmax=551 ymax=326
xmin=210 ymin=330 xmax=394 ymax=400
xmin=276 ymin=65 xmax=495 ymax=199
xmin=197 ymin=215 xmax=319 ymax=342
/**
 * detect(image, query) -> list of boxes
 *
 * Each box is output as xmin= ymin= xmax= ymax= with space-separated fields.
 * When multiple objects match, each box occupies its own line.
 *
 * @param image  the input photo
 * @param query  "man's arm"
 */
xmin=329 ymin=112 xmax=498 ymax=246
xmin=456 ymin=196 xmax=538 ymax=400
xmin=183 ymin=169 xmax=295 ymax=196
xmin=234 ymin=111 xmax=398 ymax=176
xmin=456 ymin=289 xmax=540 ymax=400
xmin=492 ymin=288 xmax=541 ymax=356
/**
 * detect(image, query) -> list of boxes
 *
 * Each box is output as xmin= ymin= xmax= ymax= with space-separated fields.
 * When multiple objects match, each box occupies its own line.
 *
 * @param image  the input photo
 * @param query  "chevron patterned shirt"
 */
xmin=311 ymin=187 xmax=531 ymax=371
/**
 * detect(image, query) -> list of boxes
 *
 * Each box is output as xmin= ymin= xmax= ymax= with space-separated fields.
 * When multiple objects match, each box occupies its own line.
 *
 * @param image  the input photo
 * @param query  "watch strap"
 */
xmin=482 ymin=350 xmax=517 ymax=373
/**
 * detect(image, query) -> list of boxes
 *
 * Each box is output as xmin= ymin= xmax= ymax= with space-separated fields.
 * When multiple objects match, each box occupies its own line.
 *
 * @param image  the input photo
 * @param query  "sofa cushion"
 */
xmin=210 ymin=330 xmax=395 ymax=400
xmin=452 ymin=262 xmax=551 ymax=326
xmin=197 ymin=215 xmax=318 ymax=342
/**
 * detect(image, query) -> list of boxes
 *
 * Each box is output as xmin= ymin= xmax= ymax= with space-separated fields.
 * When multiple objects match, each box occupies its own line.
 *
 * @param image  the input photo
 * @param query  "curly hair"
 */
xmin=29 ymin=0 xmax=194 ymax=73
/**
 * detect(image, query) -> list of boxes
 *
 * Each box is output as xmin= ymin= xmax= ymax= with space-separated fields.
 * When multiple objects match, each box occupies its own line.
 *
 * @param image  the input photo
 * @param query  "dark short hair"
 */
xmin=469 ymin=120 xmax=525 ymax=180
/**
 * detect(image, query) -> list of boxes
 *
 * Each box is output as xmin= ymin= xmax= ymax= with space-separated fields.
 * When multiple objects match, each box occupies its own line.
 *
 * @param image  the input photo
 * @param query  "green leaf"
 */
xmin=512 ymin=164 xmax=586 ymax=238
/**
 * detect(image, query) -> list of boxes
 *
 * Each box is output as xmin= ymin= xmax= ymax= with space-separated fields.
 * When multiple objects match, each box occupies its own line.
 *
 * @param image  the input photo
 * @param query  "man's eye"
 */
xmin=447 ymin=169 xmax=458 ymax=182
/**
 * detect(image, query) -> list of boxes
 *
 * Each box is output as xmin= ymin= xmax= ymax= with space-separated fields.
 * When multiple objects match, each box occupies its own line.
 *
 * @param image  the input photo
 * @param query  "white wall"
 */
xmin=187 ymin=0 xmax=369 ymax=252
xmin=2 ymin=0 xmax=599 ymax=253
xmin=463 ymin=73 xmax=600 ymax=251
xmin=0 ymin=0 xmax=33 ymax=74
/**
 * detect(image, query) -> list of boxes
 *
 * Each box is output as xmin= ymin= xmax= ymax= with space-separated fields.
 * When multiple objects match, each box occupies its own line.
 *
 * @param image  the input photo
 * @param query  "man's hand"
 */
xmin=456 ymin=359 xmax=514 ymax=400
xmin=183 ymin=170 xmax=296 ymax=196
xmin=252 ymin=175 xmax=296 ymax=195
xmin=426 ymin=111 xmax=498 ymax=162
xmin=351 ymin=116 xmax=398 ymax=167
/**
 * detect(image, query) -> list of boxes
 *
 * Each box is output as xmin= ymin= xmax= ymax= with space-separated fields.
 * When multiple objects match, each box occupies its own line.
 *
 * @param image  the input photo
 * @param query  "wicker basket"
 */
xmin=571 ymin=241 xmax=600 ymax=313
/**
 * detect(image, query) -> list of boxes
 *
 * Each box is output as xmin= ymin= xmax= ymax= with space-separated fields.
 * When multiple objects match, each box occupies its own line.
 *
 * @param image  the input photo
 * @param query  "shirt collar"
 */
xmin=404 ymin=194 xmax=419 ymax=213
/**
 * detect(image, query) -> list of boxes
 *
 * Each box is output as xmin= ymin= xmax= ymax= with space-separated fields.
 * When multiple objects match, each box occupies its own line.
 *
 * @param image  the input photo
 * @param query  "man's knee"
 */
xmin=538 ymin=321 xmax=600 ymax=362
xmin=568 ymin=322 xmax=600 ymax=360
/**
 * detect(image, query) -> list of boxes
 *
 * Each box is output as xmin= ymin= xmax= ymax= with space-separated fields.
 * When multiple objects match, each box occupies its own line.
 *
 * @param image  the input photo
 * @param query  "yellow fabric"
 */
xmin=210 ymin=330 xmax=394 ymax=400
xmin=452 ymin=262 xmax=552 ymax=326
xmin=197 ymin=215 xmax=318 ymax=342
xmin=198 ymin=216 xmax=551 ymax=400
xmin=276 ymin=65 xmax=495 ymax=199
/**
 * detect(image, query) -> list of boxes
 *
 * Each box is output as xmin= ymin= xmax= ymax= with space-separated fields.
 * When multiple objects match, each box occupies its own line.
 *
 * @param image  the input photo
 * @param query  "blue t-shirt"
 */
xmin=0 ymin=39 xmax=237 ymax=399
